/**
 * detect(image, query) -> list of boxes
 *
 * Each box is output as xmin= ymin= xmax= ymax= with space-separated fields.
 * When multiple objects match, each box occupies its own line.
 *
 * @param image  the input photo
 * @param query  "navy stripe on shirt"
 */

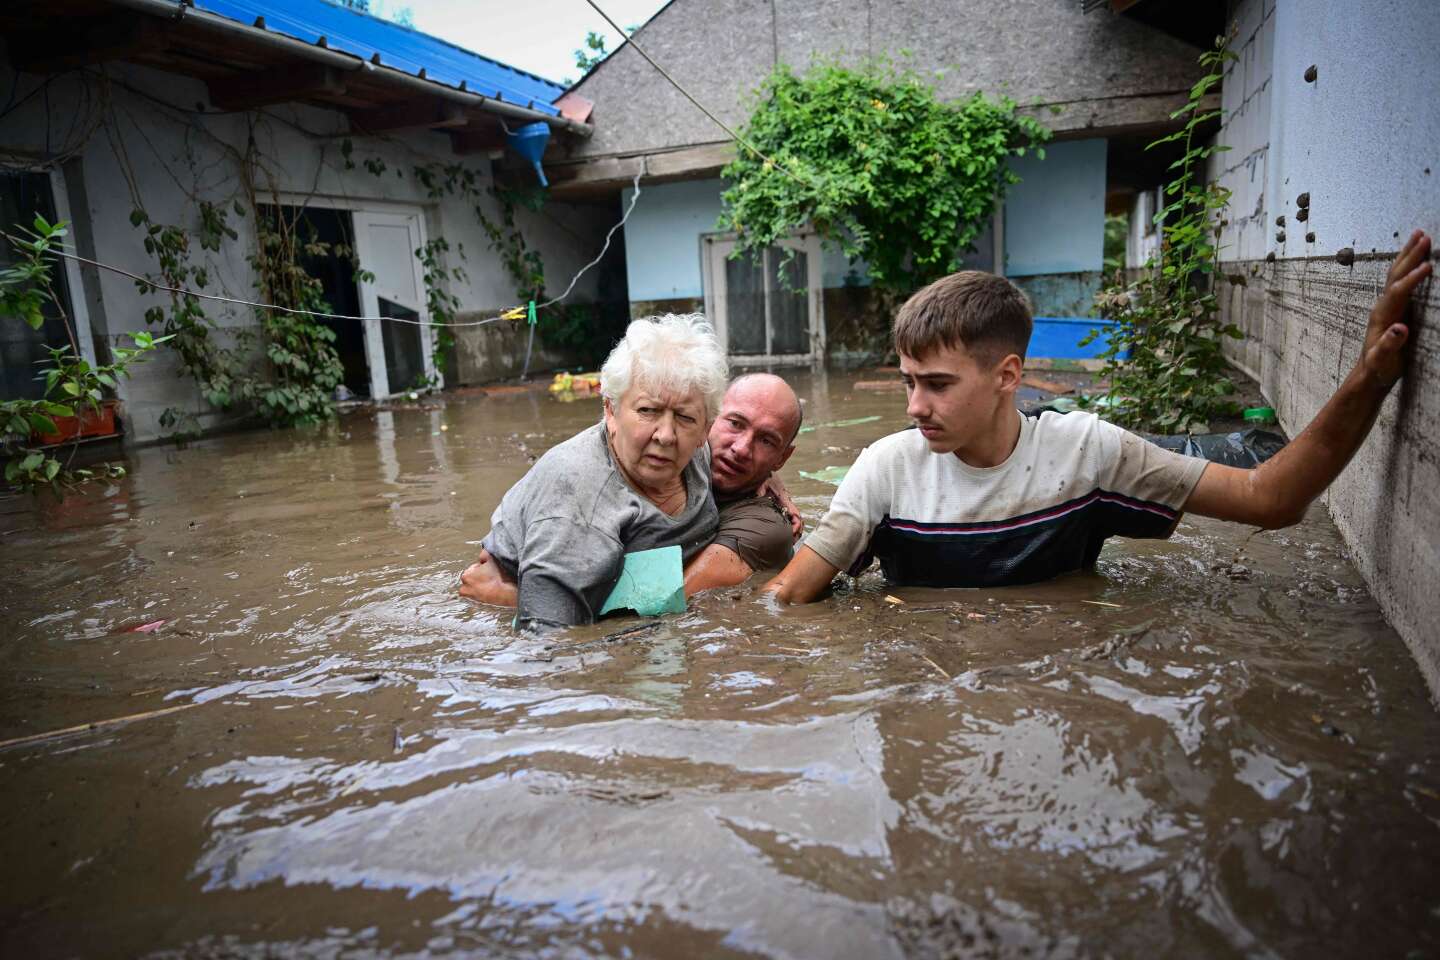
xmin=849 ymin=488 xmax=1183 ymax=587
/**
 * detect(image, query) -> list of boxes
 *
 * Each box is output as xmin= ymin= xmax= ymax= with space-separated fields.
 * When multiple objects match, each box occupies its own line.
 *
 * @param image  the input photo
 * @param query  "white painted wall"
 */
xmin=1213 ymin=0 xmax=1440 ymax=260
xmin=1 ymin=59 xmax=613 ymax=442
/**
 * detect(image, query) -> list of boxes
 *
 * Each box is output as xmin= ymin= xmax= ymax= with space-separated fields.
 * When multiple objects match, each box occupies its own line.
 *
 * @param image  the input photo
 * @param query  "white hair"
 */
xmin=600 ymin=313 xmax=729 ymax=419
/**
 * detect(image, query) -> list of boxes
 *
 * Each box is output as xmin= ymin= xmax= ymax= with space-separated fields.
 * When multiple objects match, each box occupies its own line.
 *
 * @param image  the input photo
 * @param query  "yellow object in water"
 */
xmin=549 ymin=371 xmax=602 ymax=399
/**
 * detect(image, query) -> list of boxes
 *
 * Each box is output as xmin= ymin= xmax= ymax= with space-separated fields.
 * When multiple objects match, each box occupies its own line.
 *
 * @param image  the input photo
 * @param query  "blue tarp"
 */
xmin=193 ymin=0 xmax=566 ymax=116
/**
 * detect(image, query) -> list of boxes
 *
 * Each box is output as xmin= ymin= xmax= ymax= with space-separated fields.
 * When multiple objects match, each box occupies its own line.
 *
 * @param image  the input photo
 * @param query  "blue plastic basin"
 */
xmin=1027 ymin=317 xmax=1128 ymax=360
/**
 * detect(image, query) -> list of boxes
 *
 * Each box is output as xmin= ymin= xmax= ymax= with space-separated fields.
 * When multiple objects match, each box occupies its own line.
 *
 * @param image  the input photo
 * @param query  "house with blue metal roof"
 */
xmin=0 ymin=0 xmax=615 ymax=443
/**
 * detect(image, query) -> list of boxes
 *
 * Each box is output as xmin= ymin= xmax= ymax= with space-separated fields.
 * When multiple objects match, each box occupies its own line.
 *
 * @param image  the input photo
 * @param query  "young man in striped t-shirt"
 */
xmin=765 ymin=230 xmax=1432 ymax=602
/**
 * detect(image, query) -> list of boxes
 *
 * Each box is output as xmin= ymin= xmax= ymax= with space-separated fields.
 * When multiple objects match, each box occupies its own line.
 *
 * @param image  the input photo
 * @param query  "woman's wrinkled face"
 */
xmin=604 ymin=385 xmax=710 ymax=492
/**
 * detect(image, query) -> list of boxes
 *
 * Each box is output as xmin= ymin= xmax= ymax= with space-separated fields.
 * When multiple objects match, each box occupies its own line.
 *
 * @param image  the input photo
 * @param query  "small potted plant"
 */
xmin=2 ymin=215 xmax=168 ymax=492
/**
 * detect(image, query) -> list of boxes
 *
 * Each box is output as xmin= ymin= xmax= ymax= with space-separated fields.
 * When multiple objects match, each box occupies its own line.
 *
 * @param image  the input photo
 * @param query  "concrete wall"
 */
xmin=0 ymin=58 xmax=613 ymax=443
xmin=1212 ymin=0 xmax=1440 ymax=699
xmin=569 ymin=0 xmax=1205 ymax=161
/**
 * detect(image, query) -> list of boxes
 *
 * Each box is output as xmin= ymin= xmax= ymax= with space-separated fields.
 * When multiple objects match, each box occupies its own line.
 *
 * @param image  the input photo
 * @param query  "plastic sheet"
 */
xmin=1141 ymin=427 xmax=1287 ymax=467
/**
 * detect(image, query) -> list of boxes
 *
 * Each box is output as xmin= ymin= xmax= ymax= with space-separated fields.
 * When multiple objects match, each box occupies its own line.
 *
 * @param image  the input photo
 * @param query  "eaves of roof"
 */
xmin=194 ymin=0 xmax=567 ymax=116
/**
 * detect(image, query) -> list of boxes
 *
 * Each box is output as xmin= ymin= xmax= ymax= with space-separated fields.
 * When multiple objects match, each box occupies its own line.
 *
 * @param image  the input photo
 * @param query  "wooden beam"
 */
xmin=451 ymin=125 xmax=507 ymax=155
xmin=348 ymin=100 xmax=469 ymax=135
xmin=1020 ymin=90 xmax=1220 ymax=140
xmin=207 ymin=64 xmax=347 ymax=111
xmin=9 ymin=16 xmax=168 ymax=74
xmin=506 ymin=141 xmax=738 ymax=196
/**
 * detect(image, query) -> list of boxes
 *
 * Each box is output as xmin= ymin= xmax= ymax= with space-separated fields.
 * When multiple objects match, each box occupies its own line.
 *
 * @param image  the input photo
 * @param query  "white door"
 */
xmin=352 ymin=209 xmax=437 ymax=397
xmin=703 ymin=232 xmax=825 ymax=365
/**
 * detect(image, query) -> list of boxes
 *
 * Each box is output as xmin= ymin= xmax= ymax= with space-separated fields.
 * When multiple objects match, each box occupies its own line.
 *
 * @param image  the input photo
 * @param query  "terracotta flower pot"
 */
xmin=35 ymin=399 xmax=119 ymax=445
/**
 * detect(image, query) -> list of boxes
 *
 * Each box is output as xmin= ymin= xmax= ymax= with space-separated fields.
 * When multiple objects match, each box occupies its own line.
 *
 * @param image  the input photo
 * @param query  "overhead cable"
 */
xmin=5 ymin=163 xmax=643 ymax=332
xmin=580 ymin=0 xmax=812 ymax=188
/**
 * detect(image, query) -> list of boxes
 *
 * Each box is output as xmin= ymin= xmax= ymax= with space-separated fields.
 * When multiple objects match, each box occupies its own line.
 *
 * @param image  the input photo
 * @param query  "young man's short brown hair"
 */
xmin=892 ymin=271 xmax=1033 ymax=366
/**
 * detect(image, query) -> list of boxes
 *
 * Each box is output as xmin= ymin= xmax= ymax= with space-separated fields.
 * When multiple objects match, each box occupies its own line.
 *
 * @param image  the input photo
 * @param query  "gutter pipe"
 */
xmin=105 ymin=0 xmax=594 ymax=138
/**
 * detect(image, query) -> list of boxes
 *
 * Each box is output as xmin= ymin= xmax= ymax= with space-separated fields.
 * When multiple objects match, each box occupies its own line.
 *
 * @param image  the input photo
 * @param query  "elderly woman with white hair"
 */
xmin=468 ymin=314 xmax=729 ymax=628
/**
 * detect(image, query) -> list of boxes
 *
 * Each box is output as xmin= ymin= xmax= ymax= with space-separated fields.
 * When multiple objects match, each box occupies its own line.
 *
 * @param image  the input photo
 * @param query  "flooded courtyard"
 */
xmin=3 ymin=369 xmax=1439 ymax=958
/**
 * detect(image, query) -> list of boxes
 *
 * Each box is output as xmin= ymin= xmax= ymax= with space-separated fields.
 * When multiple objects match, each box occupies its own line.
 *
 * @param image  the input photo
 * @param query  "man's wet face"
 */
xmin=709 ymin=376 xmax=799 ymax=495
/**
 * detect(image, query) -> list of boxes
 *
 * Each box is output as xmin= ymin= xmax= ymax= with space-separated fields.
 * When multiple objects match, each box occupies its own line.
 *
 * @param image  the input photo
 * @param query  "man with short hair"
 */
xmin=683 ymin=372 xmax=803 ymax=593
xmin=461 ymin=372 xmax=803 ymax=606
xmin=765 ymin=230 xmax=1433 ymax=603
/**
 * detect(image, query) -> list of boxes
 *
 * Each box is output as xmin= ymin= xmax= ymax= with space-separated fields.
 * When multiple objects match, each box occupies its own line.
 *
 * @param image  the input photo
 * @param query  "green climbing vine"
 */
xmin=115 ymin=112 xmax=359 ymax=434
xmin=720 ymin=58 xmax=1050 ymax=307
xmin=1 ymin=216 xmax=169 ymax=493
xmin=131 ymin=202 xmax=245 ymax=423
xmin=248 ymin=207 xmax=347 ymax=422
xmin=410 ymin=160 xmax=625 ymax=366
xmin=417 ymin=235 xmax=466 ymax=385
xmin=1086 ymin=34 xmax=1242 ymax=434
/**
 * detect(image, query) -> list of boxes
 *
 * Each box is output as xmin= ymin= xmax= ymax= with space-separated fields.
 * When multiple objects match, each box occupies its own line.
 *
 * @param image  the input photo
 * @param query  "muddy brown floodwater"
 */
xmin=3 ymin=369 xmax=1440 ymax=959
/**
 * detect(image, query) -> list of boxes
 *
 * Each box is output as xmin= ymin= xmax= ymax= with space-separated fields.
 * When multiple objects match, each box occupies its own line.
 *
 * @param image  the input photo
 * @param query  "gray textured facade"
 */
xmin=564 ymin=0 xmax=1207 ymax=164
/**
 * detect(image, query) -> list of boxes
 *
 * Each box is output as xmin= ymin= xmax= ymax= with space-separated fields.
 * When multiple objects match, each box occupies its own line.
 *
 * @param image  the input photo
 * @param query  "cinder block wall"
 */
xmin=1213 ymin=0 xmax=1440 ymax=700
xmin=1219 ymin=260 xmax=1440 ymax=698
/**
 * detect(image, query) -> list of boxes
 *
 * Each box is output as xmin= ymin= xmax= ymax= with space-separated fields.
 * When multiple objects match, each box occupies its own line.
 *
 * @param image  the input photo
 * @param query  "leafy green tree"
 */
xmin=575 ymin=31 xmax=610 ymax=73
xmin=719 ymin=59 xmax=1049 ymax=306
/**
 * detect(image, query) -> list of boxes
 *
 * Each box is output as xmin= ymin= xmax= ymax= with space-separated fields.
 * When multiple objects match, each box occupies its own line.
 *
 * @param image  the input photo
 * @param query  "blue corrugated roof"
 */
xmin=193 ymin=0 xmax=566 ymax=116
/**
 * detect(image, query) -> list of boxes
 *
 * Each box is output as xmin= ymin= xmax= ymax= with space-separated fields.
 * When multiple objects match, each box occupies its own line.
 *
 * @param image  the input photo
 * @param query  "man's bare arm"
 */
xmin=1186 ymin=229 xmax=1432 ymax=527
xmin=683 ymin=544 xmax=755 ymax=594
xmin=465 ymin=543 xmax=756 ymax=608
xmin=763 ymin=545 xmax=841 ymax=604
xmin=755 ymin=473 xmax=804 ymax=540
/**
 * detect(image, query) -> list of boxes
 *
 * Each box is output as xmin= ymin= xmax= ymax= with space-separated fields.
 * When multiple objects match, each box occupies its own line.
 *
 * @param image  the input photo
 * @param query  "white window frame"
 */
xmin=701 ymin=230 xmax=826 ymax=366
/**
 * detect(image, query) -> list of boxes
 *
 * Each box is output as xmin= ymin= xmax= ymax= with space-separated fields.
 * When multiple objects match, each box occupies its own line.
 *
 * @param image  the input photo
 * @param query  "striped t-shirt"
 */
xmin=804 ymin=411 xmax=1208 ymax=588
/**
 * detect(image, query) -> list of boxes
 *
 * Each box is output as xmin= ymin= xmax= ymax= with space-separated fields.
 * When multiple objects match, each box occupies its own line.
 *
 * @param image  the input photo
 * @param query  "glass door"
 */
xmin=703 ymin=233 xmax=824 ymax=364
xmin=352 ymin=209 xmax=437 ymax=397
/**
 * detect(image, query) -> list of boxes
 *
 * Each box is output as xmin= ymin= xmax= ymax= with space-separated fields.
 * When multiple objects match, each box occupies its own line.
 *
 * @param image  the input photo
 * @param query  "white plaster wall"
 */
xmin=0 ymin=60 xmax=613 ymax=442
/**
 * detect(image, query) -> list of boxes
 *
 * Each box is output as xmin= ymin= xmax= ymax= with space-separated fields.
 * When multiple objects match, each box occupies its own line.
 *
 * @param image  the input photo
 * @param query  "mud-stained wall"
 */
xmin=1213 ymin=0 xmax=1440 ymax=699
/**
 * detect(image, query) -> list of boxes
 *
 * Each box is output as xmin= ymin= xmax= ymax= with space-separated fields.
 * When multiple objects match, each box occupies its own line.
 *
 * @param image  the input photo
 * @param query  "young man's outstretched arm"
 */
xmin=1185 ymin=229 xmax=1431 ymax=527
xmin=763 ymin=545 xmax=841 ymax=605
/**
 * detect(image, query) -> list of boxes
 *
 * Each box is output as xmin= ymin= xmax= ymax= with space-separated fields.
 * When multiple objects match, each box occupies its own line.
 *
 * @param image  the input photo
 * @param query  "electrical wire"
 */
xmin=2 ymin=160 xmax=643 ymax=332
xmin=12 ymin=238 xmax=519 ymax=329
xmin=535 ymin=162 xmax=643 ymax=310
xmin=581 ymin=0 xmax=813 ymax=188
